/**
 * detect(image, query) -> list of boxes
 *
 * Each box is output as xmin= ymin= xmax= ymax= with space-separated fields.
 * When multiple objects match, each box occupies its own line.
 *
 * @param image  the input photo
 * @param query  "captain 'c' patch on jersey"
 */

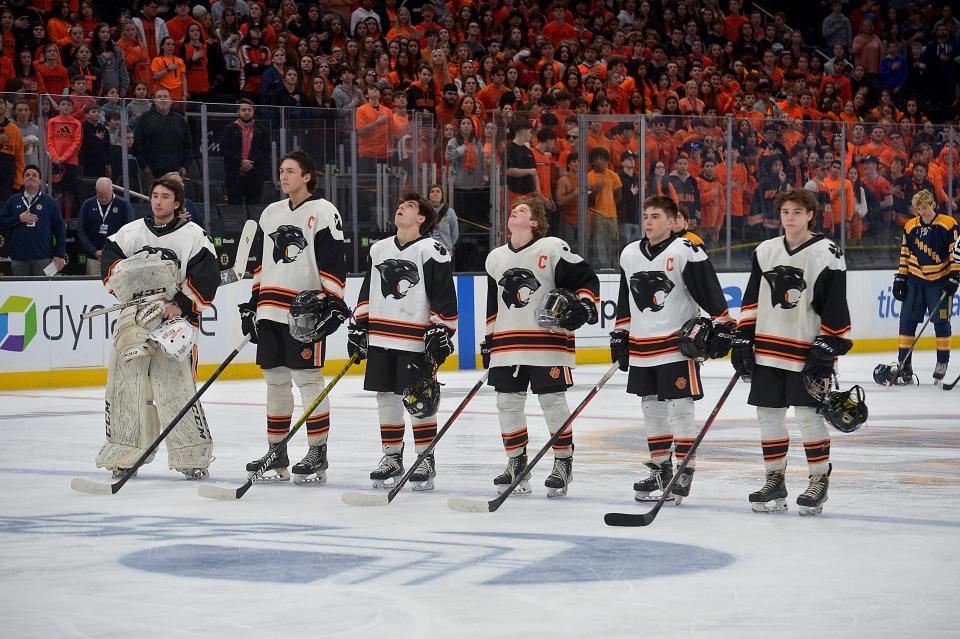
xmin=269 ymin=225 xmax=308 ymax=264
xmin=629 ymin=271 xmax=675 ymax=312
xmin=499 ymin=268 xmax=541 ymax=308
xmin=762 ymin=265 xmax=806 ymax=309
xmin=375 ymin=258 xmax=420 ymax=299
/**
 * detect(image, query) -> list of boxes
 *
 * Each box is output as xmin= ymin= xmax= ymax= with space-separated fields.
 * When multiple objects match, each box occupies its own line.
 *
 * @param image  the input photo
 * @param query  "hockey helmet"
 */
xmin=819 ymin=384 xmax=868 ymax=433
xmin=872 ymin=362 xmax=899 ymax=387
xmin=288 ymin=290 xmax=327 ymax=343
xmin=402 ymin=377 xmax=441 ymax=418
xmin=678 ymin=317 xmax=713 ymax=361
xmin=149 ymin=317 xmax=196 ymax=361
xmin=536 ymin=289 xmax=575 ymax=332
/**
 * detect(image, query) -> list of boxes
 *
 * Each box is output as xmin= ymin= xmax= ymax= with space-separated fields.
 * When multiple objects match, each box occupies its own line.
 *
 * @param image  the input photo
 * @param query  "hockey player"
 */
xmin=480 ymin=197 xmax=600 ymax=498
xmin=609 ymin=195 xmax=732 ymax=505
xmin=97 ymin=172 xmax=220 ymax=479
xmin=347 ymin=192 xmax=457 ymax=491
xmin=891 ymin=190 xmax=958 ymax=384
xmin=732 ymin=188 xmax=852 ymax=516
xmin=239 ymin=150 xmax=348 ymax=483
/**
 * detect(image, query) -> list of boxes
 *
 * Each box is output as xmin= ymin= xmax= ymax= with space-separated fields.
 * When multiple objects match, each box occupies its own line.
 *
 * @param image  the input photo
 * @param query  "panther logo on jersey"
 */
xmin=134 ymin=245 xmax=181 ymax=267
xmin=269 ymin=225 xmax=308 ymax=263
xmin=499 ymin=268 xmax=541 ymax=308
xmin=629 ymin=271 xmax=675 ymax=312
xmin=763 ymin=265 xmax=807 ymax=309
xmin=376 ymin=258 xmax=420 ymax=299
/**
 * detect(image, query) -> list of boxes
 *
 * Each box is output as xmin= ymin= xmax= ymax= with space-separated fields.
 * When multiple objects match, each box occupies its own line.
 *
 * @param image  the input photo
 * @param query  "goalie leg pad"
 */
xmin=264 ymin=367 xmax=294 ymax=444
xmin=538 ymin=392 xmax=572 ymax=457
xmin=291 ymin=368 xmax=330 ymax=446
xmin=758 ymin=406 xmax=790 ymax=472
xmin=796 ymin=406 xmax=831 ymax=475
xmin=152 ymin=352 xmax=212 ymax=471
xmin=96 ymin=310 xmax=160 ymax=471
xmin=641 ymin=395 xmax=671 ymax=462
xmin=667 ymin=397 xmax=697 ymax=467
xmin=497 ymin=392 xmax=529 ymax=458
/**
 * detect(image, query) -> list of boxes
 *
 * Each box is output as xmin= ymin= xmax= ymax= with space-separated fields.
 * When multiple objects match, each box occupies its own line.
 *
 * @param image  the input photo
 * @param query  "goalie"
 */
xmin=96 ymin=173 xmax=220 ymax=479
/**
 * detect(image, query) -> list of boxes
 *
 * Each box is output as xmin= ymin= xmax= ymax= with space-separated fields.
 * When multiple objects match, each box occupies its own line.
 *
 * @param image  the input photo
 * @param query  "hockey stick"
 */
xmin=447 ymin=362 xmax=620 ymax=513
xmin=875 ymin=290 xmax=949 ymax=386
xmin=70 ymin=333 xmax=253 ymax=495
xmin=219 ymin=219 xmax=258 ymax=286
xmin=604 ymin=373 xmax=740 ymax=527
xmin=198 ymin=353 xmax=360 ymax=500
xmin=942 ymin=370 xmax=960 ymax=391
xmin=81 ymin=292 xmax=168 ymax=319
xmin=342 ymin=370 xmax=489 ymax=506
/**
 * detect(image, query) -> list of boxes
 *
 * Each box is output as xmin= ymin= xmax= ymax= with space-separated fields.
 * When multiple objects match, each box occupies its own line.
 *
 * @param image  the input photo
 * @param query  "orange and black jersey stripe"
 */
xmin=489 ymin=329 xmax=575 ymax=354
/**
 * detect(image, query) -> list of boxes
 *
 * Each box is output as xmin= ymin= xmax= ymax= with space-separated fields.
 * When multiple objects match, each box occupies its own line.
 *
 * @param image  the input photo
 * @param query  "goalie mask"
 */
xmin=287 ymin=290 xmax=327 ymax=343
xmin=804 ymin=373 xmax=868 ymax=433
xmin=678 ymin=317 xmax=713 ymax=362
xmin=402 ymin=377 xmax=441 ymax=418
xmin=149 ymin=317 xmax=196 ymax=361
xmin=536 ymin=289 xmax=574 ymax=332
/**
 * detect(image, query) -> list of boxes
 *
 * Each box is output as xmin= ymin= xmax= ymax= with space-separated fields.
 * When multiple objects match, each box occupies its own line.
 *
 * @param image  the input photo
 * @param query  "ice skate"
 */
xmin=633 ymin=456 xmax=673 ymax=502
xmin=409 ymin=453 xmax=436 ymax=491
xmin=493 ymin=451 xmax=531 ymax=495
xmin=749 ymin=468 xmax=788 ymax=513
xmin=178 ymin=467 xmax=209 ymax=480
xmin=370 ymin=449 xmax=404 ymax=489
xmin=246 ymin=443 xmax=290 ymax=481
xmin=933 ymin=362 xmax=948 ymax=385
xmin=544 ymin=456 xmax=572 ymax=498
xmin=671 ymin=467 xmax=695 ymax=505
xmin=292 ymin=444 xmax=328 ymax=484
xmin=797 ymin=464 xmax=831 ymax=516
xmin=894 ymin=365 xmax=916 ymax=386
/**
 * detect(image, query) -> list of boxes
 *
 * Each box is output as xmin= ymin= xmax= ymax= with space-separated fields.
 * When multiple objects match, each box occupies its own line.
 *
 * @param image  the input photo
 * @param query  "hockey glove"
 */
xmin=479 ymin=338 xmax=491 ymax=369
xmin=558 ymin=298 xmax=598 ymax=331
xmin=730 ymin=333 xmax=755 ymax=381
xmin=238 ymin=302 xmax=258 ymax=344
xmin=708 ymin=322 xmax=735 ymax=359
xmin=609 ymin=330 xmax=629 ymax=371
xmin=892 ymin=274 xmax=907 ymax=302
xmin=943 ymin=274 xmax=959 ymax=298
xmin=347 ymin=326 xmax=368 ymax=360
xmin=803 ymin=335 xmax=852 ymax=380
xmin=135 ymin=301 xmax=164 ymax=330
xmin=315 ymin=296 xmax=350 ymax=338
xmin=424 ymin=324 xmax=454 ymax=366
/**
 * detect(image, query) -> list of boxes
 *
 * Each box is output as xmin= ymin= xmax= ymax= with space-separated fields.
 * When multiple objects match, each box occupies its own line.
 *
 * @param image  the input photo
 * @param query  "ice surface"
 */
xmin=1 ymin=352 xmax=957 ymax=638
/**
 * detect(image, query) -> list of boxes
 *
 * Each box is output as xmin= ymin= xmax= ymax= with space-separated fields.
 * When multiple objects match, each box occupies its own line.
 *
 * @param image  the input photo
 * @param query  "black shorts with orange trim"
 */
xmin=747 ymin=364 xmax=817 ymax=408
xmin=256 ymin=319 xmax=325 ymax=370
xmin=626 ymin=360 xmax=703 ymax=400
xmin=364 ymin=346 xmax=425 ymax=394
xmin=488 ymin=365 xmax=573 ymax=394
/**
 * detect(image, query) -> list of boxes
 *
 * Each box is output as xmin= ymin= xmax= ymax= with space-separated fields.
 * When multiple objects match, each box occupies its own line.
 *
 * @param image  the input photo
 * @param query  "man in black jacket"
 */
xmin=133 ymin=88 xmax=193 ymax=181
xmin=220 ymin=98 xmax=270 ymax=207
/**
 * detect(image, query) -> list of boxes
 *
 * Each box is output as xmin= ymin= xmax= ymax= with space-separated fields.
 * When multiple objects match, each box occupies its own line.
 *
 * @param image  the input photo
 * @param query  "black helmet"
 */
xmin=287 ymin=289 xmax=327 ymax=343
xmin=820 ymin=385 xmax=868 ymax=433
xmin=402 ymin=377 xmax=441 ymax=418
xmin=678 ymin=317 xmax=713 ymax=361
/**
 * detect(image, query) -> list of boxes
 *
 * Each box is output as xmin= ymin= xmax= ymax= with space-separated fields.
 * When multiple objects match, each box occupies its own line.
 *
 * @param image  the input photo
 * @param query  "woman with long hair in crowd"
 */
xmin=387 ymin=49 xmax=415 ymax=86
xmin=92 ymin=22 xmax=129 ymax=96
xmin=183 ymin=23 xmax=211 ymax=103
xmin=151 ymin=37 xmax=187 ymax=101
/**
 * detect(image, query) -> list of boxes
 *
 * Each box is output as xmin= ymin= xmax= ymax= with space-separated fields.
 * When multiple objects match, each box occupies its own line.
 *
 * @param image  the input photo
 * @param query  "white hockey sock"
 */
xmin=796 ymin=406 xmax=831 ymax=475
xmin=758 ymin=406 xmax=789 ymax=472
xmin=292 ymin=368 xmax=330 ymax=446
xmin=641 ymin=395 xmax=671 ymax=463
xmin=263 ymin=367 xmax=294 ymax=445
xmin=538 ymin=392 xmax=572 ymax=458
xmin=377 ymin=392 xmax=406 ymax=454
xmin=497 ymin=392 xmax=528 ymax=458
xmin=667 ymin=397 xmax=696 ymax=467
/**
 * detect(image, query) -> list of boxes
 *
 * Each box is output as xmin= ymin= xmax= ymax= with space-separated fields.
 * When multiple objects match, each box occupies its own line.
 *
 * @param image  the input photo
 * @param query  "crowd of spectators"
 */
xmin=0 ymin=0 xmax=958 ymax=273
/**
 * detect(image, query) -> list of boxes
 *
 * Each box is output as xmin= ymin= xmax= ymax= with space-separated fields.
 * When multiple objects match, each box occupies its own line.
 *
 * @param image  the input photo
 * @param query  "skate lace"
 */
xmin=550 ymin=459 xmax=569 ymax=480
xmin=802 ymin=477 xmax=826 ymax=499
xmin=377 ymin=454 xmax=400 ymax=473
xmin=414 ymin=456 xmax=433 ymax=474
xmin=302 ymin=448 xmax=321 ymax=465
xmin=760 ymin=473 xmax=781 ymax=494
xmin=676 ymin=471 xmax=692 ymax=488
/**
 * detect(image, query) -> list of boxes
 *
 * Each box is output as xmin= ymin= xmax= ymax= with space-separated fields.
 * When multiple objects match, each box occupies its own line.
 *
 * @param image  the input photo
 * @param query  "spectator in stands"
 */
xmin=13 ymin=101 xmax=38 ymax=169
xmin=46 ymin=97 xmax=81 ymax=219
xmin=0 ymin=165 xmax=65 ymax=276
xmin=119 ymin=21 xmax=151 ymax=96
xmin=0 ymin=100 xmax=24 ymax=204
xmin=355 ymin=83 xmax=396 ymax=229
xmin=77 ymin=177 xmax=133 ymax=276
xmin=212 ymin=0 xmax=251 ymax=28
xmin=504 ymin=118 xmax=537 ymax=207
xmin=92 ymin=22 xmax=129 ymax=96
xmin=428 ymin=184 xmax=459 ymax=255
xmin=445 ymin=117 xmax=486 ymax=225
xmin=239 ymin=25 xmax=269 ymax=102
xmin=221 ymin=98 xmax=270 ymax=207
xmin=133 ymin=0 xmax=170 ymax=61
xmin=134 ymin=88 xmax=192 ymax=181
xmin=586 ymin=146 xmax=621 ymax=269
xmin=616 ymin=151 xmax=641 ymax=244
xmin=151 ymin=37 xmax=188 ymax=101
xmin=183 ymin=23 xmax=211 ymax=102
xmin=79 ymin=103 xmax=110 ymax=179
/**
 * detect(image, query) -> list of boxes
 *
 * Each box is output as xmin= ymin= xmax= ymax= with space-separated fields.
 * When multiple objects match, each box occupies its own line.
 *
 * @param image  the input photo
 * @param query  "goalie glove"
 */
xmin=135 ymin=301 xmax=164 ymax=330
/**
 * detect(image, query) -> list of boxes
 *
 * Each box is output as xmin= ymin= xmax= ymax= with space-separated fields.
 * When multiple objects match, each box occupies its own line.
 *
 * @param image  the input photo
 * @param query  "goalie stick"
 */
xmin=198 ymin=353 xmax=360 ymax=501
xmin=70 ymin=333 xmax=253 ymax=495
xmin=604 ymin=373 xmax=739 ymax=527
xmin=342 ymin=370 xmax=489 ymax=507
xmin=447 ymin=363 xmax=619 ymax=513
xmin=81 ymin=220 xmax=258 ymax=320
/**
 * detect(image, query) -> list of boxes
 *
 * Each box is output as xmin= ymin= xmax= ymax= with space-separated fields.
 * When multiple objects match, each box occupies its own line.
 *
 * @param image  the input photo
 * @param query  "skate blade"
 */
xmin=293 ymin=471 xmax=327 ymax=484
xmin=673 ymin=495 xmax=685 ymax=506
xmin=410 ymin=478 xmax=435 ymax=492
xmin=751 ymin=499 xmax=788 ymax=513
xmin=371 ymin=477 xmax=401 ymax=490
xmin=496 ymin=481 xmax=531 ymax=496
xmin=635 ymin=492 xmax=675 ymax=503
xmin=248 ymin=469 xmax=290 ymax=481
xmin=798 ymin=504 xmax=824 ymax=516
xmin=546 ymin=486 xmax=568 ymax=498
xmin=447 ymin=497 xmax=490 ymax=513
xmin=341 ymin=491 xmax=390 ymax=506
xmin=70 ymin=478 xmax=114 ymax=495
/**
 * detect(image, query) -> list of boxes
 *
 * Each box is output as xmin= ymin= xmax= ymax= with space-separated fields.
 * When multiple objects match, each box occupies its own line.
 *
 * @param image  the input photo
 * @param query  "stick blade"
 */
xmin=70 ymin=478 xmax=115 ymax=495
xmin=446 ymin=497 xmax=492 ymax=513
xmin=604 ymin=512 xmax=655 ymax=527
xmin=198 ymin=484 xmax=240 ymax=500
xmin=341 ymin=491 xmax=390 ymax=507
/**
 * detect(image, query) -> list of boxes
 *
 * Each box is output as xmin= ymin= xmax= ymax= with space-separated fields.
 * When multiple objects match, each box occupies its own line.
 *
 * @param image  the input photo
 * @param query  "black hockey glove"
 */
xmin=406 ymin=352 xmax=436 ymax=380
xmin=708 ymin=322 xmax=736 ymax=359
xmin=315 ymin=296 xmax=349 ymax=338
xmin=730 ymin=333 xmax=755 ymax=381
xmin=892 ymin=274 xmax=907 ymax=302
xmin=558 ymin=298 xmax=598 ymax=331
xmin=803 ymin=335 xmax=852 ymax=380
xmin=943 ymin=274 xmax=959 ymax=298
xmin=347 ymin=326 xmax=368 ymax=361
xmin=238 ymin=302 xmax=258 ymax=344
xmin=609 ymin=330 xmax=629 ymax=371
xmin=424 ymin=324 xmax=454 ymax=366
xmin=479 ymin=338 xmax=491 ymax=369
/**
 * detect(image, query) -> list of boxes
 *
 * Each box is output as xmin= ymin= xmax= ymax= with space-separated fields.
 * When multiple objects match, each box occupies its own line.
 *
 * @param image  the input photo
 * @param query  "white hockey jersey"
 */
xmin=738 ymin=235 xmax=851 ymax=373
xmin=615 ymin=235 xmax=730 ymax=367
xmin=102 ymin=217 xmax=219 ymax=324
xmin=354 ymin=235 xmax=458 ymax=352
xmin=250 ymin=194 xmax=346 ymax=324
xmin=485 ymin=236 xmax=599 ymax=368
